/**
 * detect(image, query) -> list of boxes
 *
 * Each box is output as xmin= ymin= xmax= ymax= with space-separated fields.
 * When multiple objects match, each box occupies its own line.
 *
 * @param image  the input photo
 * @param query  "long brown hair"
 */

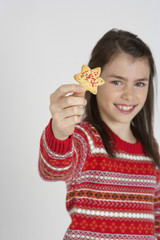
xmin=85 ymin=28 xmax=160 ymax=167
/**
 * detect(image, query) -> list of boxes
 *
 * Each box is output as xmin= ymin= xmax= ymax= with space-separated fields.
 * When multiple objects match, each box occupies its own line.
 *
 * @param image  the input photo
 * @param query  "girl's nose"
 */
xmin=121 ymin=86 xmax=134 ymax=101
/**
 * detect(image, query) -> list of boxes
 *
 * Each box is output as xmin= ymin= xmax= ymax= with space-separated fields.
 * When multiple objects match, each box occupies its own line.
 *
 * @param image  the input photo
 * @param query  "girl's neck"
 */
xmin=106 ymin=122 xmax=137 ymax=144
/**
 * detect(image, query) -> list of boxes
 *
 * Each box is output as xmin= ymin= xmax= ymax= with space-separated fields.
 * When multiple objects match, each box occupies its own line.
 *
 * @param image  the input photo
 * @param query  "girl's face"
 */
xmin=97 ymin=53 xmax=150 ymax=129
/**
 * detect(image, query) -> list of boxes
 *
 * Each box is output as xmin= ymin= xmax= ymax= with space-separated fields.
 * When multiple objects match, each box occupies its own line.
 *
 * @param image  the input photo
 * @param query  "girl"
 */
xmin=39 ymin=29 xmax=160 ymax=240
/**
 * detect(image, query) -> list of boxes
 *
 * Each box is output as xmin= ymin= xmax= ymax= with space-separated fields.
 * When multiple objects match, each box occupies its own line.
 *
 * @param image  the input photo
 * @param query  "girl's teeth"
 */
xmin=117 ymin=105 xmax=134 ymax=110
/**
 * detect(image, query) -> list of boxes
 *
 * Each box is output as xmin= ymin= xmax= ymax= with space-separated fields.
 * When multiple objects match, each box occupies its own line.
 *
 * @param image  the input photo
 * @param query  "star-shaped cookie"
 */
xmin=74 ymin=65 xmax=105 ymax=94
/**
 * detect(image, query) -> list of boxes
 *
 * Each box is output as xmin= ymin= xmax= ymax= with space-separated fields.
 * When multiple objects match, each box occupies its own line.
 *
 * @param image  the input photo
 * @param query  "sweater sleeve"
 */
xmin=38 ymin=118 xmax=75 ymax=182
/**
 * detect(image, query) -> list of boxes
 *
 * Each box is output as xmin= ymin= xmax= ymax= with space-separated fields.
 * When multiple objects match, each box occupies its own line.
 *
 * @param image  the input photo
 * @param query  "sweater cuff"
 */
xmin=45 ymin=118 xmax=73 ymax=155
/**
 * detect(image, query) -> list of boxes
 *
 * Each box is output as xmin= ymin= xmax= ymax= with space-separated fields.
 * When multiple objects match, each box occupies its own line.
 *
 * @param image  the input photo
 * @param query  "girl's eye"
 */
xmin=111 ymin=80 xmax=122 ymax=85
xmin=136 ymin=82 xmax=145 ymax=87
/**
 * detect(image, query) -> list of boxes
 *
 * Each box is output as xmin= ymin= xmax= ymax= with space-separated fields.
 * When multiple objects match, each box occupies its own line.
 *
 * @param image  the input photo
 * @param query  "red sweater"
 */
xmin=39 ymin=119 xmax=160 ymax=240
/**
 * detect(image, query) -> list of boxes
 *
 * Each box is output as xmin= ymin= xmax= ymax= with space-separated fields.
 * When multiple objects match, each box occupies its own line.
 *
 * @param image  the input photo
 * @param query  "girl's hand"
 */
xmin=49 ymin=84 xmax=86 ymax=140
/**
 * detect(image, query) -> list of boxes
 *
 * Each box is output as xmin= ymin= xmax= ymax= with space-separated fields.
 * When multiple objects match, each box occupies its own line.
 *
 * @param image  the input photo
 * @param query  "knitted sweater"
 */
xmin=39 ymin=119 xmax=160 ymax=240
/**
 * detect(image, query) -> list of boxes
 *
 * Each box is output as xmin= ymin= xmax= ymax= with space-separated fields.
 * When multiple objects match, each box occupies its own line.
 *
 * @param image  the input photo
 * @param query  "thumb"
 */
xmin=73 ymin=87 xmax=86 ymax=98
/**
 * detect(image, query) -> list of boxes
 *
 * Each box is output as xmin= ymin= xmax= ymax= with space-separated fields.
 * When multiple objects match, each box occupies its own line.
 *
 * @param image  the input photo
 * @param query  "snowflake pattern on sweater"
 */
xmin=39 ymin=119 xmax=160 ymax=240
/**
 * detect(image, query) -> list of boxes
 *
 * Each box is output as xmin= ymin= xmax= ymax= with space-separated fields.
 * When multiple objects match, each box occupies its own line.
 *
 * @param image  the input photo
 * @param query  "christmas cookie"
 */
xmin=74 ymin=65 xmax=105 ymax=94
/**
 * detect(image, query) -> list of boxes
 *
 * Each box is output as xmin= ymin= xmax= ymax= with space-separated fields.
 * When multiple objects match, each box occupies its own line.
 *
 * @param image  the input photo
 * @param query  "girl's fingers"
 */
xmin=61 ymin=106 xmax=85 ymax=119
xmin=49 ymin=84 xmax=86 ymax=140
xmin=50 ymin=95 xmax=86 ymax=116
xmin=50 ymin=84 xmax=85 ymax=103
xmin=59 ymin=95 xmax=87 ymax=109
xmin=50 ymin=105 xmax=85 ymax=121
xmin=54 ymin=115 xmax=82 ymax=135
xmin=63 ymin=115 xmax=82 ymax=126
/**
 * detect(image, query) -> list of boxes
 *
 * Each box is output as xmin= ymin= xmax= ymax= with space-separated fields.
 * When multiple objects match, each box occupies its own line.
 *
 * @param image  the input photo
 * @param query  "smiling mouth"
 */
xmin=115 ymin=104 xmax=136 ymax=113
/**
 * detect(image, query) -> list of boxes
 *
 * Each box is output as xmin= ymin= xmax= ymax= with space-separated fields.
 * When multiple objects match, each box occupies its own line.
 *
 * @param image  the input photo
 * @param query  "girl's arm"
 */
xmin=38 ymin=118 xmax=89 ymax=182
xmin=38 ymin=84 xmax=86 ymax=181
xmin=38 ymin=119 xmax=75 ymax=182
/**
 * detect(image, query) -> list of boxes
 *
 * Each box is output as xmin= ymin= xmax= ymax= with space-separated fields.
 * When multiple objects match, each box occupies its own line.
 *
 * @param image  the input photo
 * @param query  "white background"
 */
xmin=1 ymin=0 xmax=160 ymax=239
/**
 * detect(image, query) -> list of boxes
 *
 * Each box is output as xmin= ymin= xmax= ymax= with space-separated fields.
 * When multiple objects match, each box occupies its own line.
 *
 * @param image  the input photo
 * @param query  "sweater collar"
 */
xmin=104 ymin=124 xmax=144 ymax=154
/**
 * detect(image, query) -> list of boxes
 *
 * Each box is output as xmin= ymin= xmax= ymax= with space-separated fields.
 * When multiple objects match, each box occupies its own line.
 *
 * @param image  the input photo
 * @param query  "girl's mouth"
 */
xmin=114 ymin=104 xmax=136 ymax=114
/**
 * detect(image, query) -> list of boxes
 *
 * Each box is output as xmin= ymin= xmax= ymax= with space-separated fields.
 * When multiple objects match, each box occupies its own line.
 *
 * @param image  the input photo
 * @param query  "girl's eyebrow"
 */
xmin=109 ymin=74 xmax=149 ymax=82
